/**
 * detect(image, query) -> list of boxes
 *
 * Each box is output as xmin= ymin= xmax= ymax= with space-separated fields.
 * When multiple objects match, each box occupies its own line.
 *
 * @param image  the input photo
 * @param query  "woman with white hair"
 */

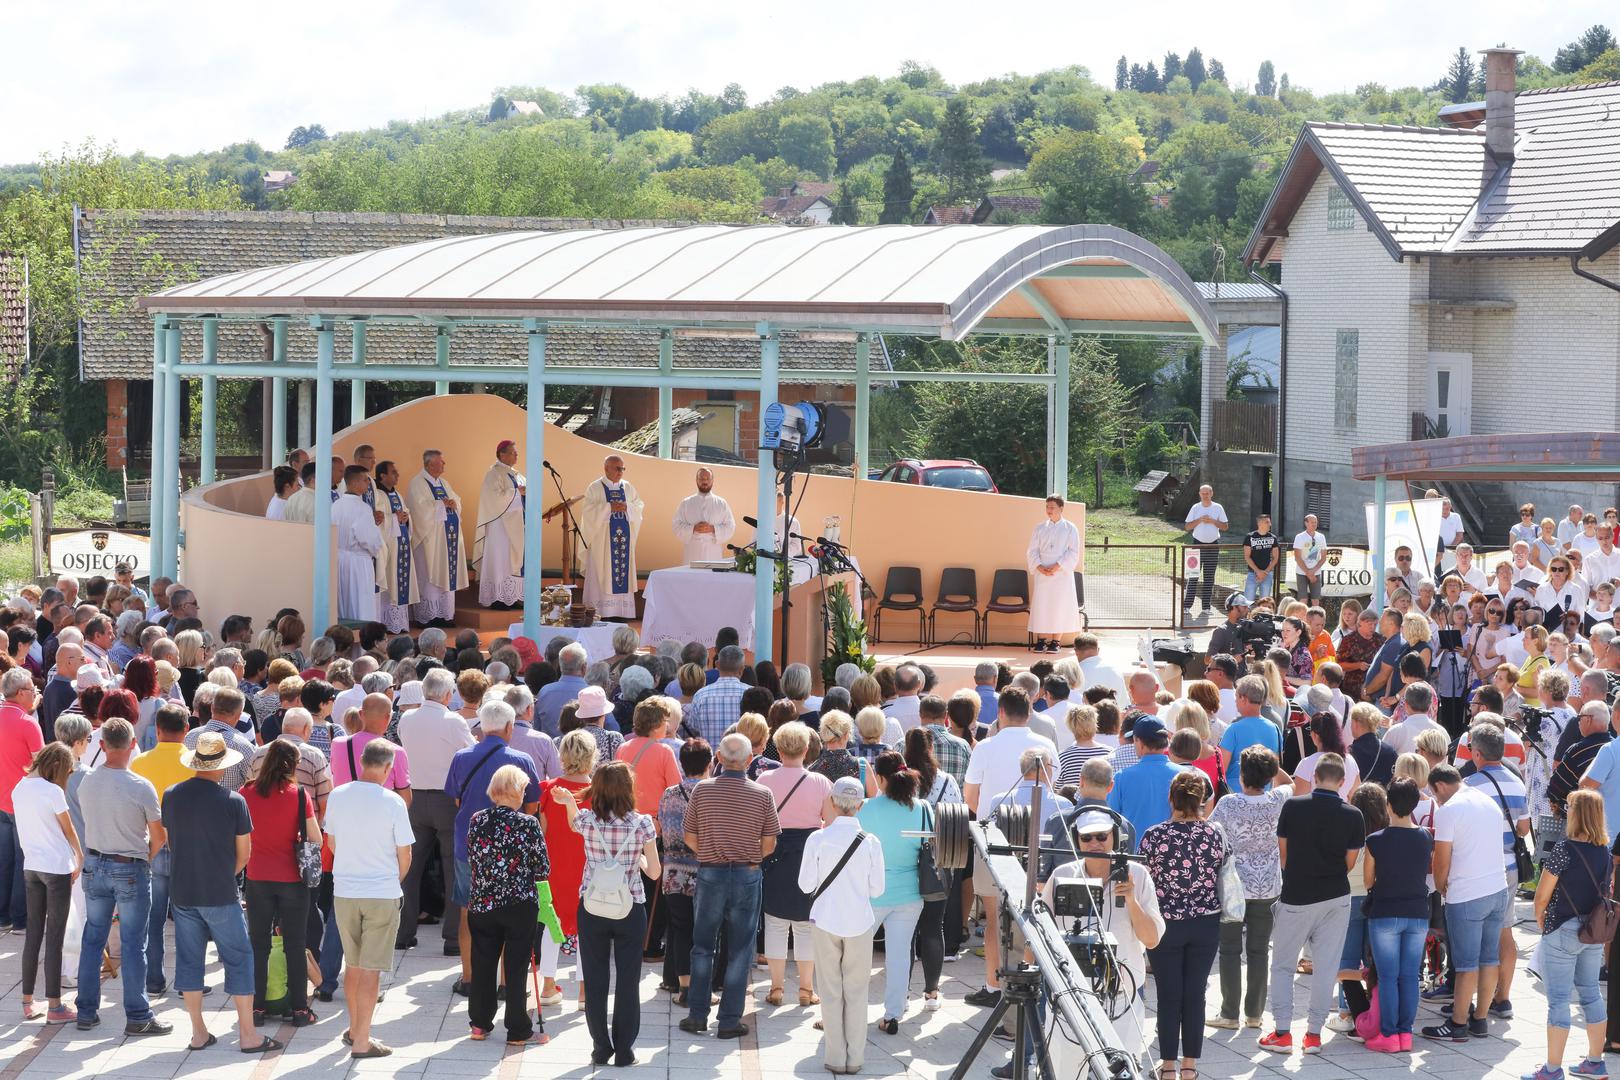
xmin=608 ymin=626 xmax=641 ymax=679
xmin=612 ymin=665 xmax=656 ymax=732
xmin=759 ymin=721 xmax=830 ymax=1006
xmin=781 ymin=663 xmax=821 ymax=723
xmin=466 ymin=764 xmax=551 ymax=1045
xmin=834 ymin=663 xmax=862 ymax=691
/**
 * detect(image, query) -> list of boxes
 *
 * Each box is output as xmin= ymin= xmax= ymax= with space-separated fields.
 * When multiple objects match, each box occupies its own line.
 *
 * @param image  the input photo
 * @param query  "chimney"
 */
xmin=1480 ymin=47 xmax=1524 ymax=165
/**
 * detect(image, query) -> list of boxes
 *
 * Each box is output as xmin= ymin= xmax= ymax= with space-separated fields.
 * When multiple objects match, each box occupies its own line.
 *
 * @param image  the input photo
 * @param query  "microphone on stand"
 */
xmin=742 ymin=515 xmax=760 ymax=528
xmin=542 ymin=460 xmax=560 ymax=475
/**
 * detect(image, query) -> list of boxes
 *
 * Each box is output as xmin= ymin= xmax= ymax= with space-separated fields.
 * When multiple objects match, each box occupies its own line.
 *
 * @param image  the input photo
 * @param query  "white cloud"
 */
xmin=3 ymin=0 xmax=1610 ymax=164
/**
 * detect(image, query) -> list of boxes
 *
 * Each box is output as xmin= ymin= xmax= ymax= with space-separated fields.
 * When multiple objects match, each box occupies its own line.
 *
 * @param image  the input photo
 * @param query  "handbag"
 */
xmin=295 ymin=789 xmax=322 ymax=889
xmin=917 ymin=804 xmax=947 ymax=902
xmin=1211 ymin=821 xmax=1245 ymax=923
xmin=1574 ymin=844 xmax=1620 ymax=944
xmin=583 ymin=823 xmax=640 ymax=920
xmin=1478 ymin=768 xmax=1535 ymax=885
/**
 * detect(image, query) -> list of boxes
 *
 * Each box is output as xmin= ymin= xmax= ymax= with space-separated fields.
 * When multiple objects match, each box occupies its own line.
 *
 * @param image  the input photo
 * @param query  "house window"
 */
xmin=1304 ymin=481 xmax=1332 ymax=533
xmin=1334 ymin=330 xmax=1359 ymax=428
xmin=1327 ymin=187 xmax=1356 ymax=231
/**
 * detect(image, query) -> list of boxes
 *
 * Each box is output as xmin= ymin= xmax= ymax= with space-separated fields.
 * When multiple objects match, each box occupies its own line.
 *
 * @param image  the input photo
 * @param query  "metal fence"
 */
xmin=1081 ymin=542 xmax=1284 ymax=630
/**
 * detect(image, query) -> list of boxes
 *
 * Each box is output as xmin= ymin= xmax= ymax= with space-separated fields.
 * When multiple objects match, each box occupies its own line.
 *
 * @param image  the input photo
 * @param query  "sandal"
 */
xmin=241 ymin=1037 xmax=283 ymax=1054
xmin=800 ymin=988 xmax=820 ymax=1007
xmin=351 ymin=1041 xmax=392 ymax=1059
xmin=1158 ymin=1066 xmax=1176 ymax=1080
xmin=767 ymin=987 xmax=785 ymax=1006
xmin=189 ymin=1033 xmax=218 ymax=1051
xmin=1180 ymin=1068 xmax=1198 ymax=1080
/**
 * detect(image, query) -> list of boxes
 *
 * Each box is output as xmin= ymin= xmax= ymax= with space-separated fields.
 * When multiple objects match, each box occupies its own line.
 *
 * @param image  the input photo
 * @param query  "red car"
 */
xmin=873 ymin=458 xmax=998 ymax=493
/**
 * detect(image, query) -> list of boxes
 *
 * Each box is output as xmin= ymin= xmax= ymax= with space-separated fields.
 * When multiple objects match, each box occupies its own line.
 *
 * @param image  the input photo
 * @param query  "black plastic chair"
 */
xmin=982 ymin=568 xmax=1032 ymax=647
xmin=928 ymin=567 xmax=981 ymax=647
xmin=873 ymin=565 xmax=925 ymax=644
xmin=1074 ymin=571 xmax=1090 ymax=633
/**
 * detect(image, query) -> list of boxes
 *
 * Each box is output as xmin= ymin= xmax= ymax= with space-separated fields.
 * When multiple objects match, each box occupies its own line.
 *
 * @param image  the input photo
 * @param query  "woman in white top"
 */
xmin=1292 ymin=712 xmax=1360 ymax=798
xmin=1538 ymin=557 xmax=1588 ymax=622
xmin=265 ymin=465 xmax=298 ymax=521
xmin=798 ymin=777 xmax=887 ymax=1075
xmin=14 ymin=743 xmax=84 ymax=1024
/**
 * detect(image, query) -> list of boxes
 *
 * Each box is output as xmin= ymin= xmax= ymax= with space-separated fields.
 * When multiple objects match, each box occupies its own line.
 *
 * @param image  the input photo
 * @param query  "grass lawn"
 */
xmin=1082 ymin=506 xmax=1194 ymax=546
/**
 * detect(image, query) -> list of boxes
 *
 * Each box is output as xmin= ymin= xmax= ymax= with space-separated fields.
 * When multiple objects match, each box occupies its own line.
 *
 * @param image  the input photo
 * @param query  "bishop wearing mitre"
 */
xmin=407 ymin=448 xmax=467 ymax=628
xmin=475 ymin=439 xmax=527 ymax=610
xmin=580 ymin=455 xmax=644 ymax=619
xmin=672 ymin=467 xmax=735 ymax=563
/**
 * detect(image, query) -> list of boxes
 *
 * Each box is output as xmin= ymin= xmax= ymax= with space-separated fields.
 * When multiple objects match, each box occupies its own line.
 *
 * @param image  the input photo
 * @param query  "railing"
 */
xmin=1209 ymin=400 xmax=1277 ymax=453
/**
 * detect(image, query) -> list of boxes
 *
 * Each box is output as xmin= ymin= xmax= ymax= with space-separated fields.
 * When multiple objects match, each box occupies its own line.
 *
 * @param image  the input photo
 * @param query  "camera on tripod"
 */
xmin=1515 ymin=704 xmax=1555 ymax=745
xmin=1235 ymin=612 xmax=1280 ymax=656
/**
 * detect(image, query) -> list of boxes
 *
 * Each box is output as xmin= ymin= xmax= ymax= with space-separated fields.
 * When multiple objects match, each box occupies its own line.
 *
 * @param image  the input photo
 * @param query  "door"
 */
xmin=696 ymin=402 xmax=739 ymax=454
xmin=1426 ymin=351 xmax=1473 ymax=437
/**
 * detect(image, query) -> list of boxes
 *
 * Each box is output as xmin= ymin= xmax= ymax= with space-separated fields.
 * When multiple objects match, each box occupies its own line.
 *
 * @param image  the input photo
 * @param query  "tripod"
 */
xmin=950 ymin=933 xmax=1056 ymax=1080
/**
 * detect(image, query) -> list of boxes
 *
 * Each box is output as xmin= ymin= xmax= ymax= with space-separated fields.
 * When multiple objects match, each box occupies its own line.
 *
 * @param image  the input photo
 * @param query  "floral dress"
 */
xmin=466 ymin=805 xmax=551 ymax=913
xmin=1140 ymin=819 xmax=1225 ymax=920
xmin=657 ymin=778 xmax=701 ymax=898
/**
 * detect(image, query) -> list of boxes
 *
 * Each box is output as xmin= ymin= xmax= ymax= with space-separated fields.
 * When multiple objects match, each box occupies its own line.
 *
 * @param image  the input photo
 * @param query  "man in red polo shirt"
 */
xmin=0 ymin=667 xmax=44 ymax=931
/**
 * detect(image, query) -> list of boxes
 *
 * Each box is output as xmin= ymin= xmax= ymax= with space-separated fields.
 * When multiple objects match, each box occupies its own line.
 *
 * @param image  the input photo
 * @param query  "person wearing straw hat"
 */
xmin=163 ymin=730 xmax=281 ymax=1054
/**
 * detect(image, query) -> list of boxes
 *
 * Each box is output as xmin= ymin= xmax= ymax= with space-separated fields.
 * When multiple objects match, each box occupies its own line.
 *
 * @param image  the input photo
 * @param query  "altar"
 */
xmin=641 ymin=565 xmax=856 ymax=677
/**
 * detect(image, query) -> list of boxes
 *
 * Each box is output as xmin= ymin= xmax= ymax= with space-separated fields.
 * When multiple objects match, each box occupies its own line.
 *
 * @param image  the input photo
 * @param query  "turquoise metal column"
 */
xmin=199 ymin=318 xmax=218 ymax=485
xmin=148 ymin=321 xmax=166 ymax=573
xmin=523 ymin=321 xmax=547 ymax=636
xmin=311 ymin=321 xmax=336 ymax=631
xmin=657 ymin=330 xmax=673 ymax=458
xmin=162 ymin=324 xmax=182 ymax=578
xmin=350 ymin=321 xmax=368 ymax=424
xmin=854 ymin=334 xmax=870 ymax=477
xmin=270 ymin=319 xmax=288 ymax=463
xmin=435 ymin=327 xmax=451 ymax=396
xmin=1053 ymin=337 xmax=1071 ymax=498
xmin=1043 ymin=336 xmax=1055 ymax=496
xmin=1372 ymin=474 xmax=1388 ymax=613
xmin=755 ymin=324 xmax=779 ymax=665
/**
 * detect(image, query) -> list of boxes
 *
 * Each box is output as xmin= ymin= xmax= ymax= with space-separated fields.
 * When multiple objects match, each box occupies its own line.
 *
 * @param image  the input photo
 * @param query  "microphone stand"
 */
xmin=545 ymin=463 xmax=588 ymax=587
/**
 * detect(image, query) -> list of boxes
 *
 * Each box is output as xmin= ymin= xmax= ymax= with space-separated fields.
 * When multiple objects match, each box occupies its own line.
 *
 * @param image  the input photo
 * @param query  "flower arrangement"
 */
xmin=732 ymin=546 xmax=791 ymax=595
xmin=821 ymin=581 xmax=874 ymax=687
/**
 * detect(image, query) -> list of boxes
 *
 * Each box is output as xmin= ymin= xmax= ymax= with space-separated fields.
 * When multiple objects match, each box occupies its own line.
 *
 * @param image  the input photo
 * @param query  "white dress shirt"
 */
xmin=882 ymin=695 xmax=922 ymax=737
xmin=798 ymin=816 xmax=886 ymax=937
xmin=396 ymin=699 xmax=475 ymax=791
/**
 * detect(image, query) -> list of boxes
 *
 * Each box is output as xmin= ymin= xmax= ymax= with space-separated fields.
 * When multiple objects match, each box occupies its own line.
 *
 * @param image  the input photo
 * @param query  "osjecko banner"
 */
xmin=1312 ymin=547 xmax=1377 ymax=598
xmin=50 ymin=529 xmax=148 ymax=577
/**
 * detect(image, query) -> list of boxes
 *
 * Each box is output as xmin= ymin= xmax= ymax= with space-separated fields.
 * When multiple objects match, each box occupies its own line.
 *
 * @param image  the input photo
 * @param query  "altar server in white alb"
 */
xmin=580 ymin=455 xmax=644 ymax=619
xmin=673 ymin=467 xmax=735 ymax=563
xmin=333 ymin=465 xmax=384 ymax=622
xmin=373 ymin=459 xmax=419 ymax=632
xmin=1027 ymin=493 xmax=1082 ymax=653
xmin=408 ymin=449 xmax=468 ymax=628
xmin=474 ymin=440 xmax=527 ymax=610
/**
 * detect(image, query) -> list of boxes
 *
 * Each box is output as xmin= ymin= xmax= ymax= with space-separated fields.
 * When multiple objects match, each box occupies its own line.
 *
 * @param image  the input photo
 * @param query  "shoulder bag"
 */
xmin=294 ymin=788 xmax=322 ymax=889
xmin=457 ymin=742 xmax=505 ymax=802
xmin=760 ymin=773 xmax=811 ymax=870
xmin=917 ymin=804 xmax=947 ymax=902
xmin=810 ymin=831 xmax=869 ymax=903
xmin=1574 ymin=843 xmax=1620 ymax=944
xmin=583 ymin=820 xmax=642 ymax=920
xmin=1478 ymin=768 xmax=1536 ymax=885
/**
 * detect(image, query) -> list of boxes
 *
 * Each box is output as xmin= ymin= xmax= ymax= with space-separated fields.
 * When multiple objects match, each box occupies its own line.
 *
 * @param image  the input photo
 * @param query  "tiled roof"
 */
xmin=759 ymin=194 xmax=828 ymax=221
xmin=611 ymin=407 xmax=708 ymax=455
xmin=0 ymin=256 xmax=25 ymax=376
xmin=1248 ymin=81 xmax=1620 ymax=263
xmin=974 ymin=195 xmax=1043 ymax=221
xmin=923 ymin=205 xmax=975 ymax=225
xmin=789 ymin=181 xmax=837 ymax=200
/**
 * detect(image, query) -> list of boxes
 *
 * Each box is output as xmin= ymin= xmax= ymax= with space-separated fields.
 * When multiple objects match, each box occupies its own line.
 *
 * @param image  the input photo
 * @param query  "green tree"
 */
xmin=1114 ymin=56 xmax=1128 ymax=90
xmin=1208 ymin=58 xmax=1227 ymax=85
xmin=830 ymin=182 xmax=859 ymax=224
xmin=1163 ymin=53 xmax=1183 ymax=83
xmin=1555 ymin=25 xmax=1616 ymax=72
xmin=879 ymin=148 xmax=916 ymax=223
xmin=1256 ymin=61 xmax=1277 ymax=97
xmin=1279 ymin=73 xmax=1291 ymax=94
xmin=1027 ymin=130 xmax=1146 ymax=229
xmin=285 ymin=124 xmax=328 ymax=149
xmin=1577 ymin=47 xmax=1620 ymax=82
xmin=720 ymin=83 xmax=748 ymax=112
xmin=696 ymin=108 xmax=779 ymax=164
xmin=488 ymin=96 xmax=510 ymax=122
xmin=1442 ymin=47 xmax=1476 ymax=103
xmin=1171 ymin=167 xmax=1213 ymax=228
xmin=776 ymin=114 xmax=835 ymax=179
xmin=1184 ymin=48 xmax=1207 ymax=89
xmin=618 ymin=97 xmax=663 ymax=135
xmin=1142 ymin=62 xmax=1162 ymax=93
xmin=934 ymin=97 xmax=991 ymax=202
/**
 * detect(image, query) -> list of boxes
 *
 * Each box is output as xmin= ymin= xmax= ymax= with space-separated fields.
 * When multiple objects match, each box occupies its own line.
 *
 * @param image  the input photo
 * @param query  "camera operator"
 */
xmin=1043 ymin=809 xmax=1162 ymax=1071
xmin=1208 ymin=595 xmax=1249 ymax=658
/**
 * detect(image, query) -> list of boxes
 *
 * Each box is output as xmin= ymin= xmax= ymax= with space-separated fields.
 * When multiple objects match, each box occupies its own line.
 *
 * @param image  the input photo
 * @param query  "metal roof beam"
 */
xmin=1038 ymin=265 xmax=1150 ymax=280
xmin=1016 ymin=284 xmax=1070 ymax=337
xmin=977 ymin=317 xmax=1204 ymax=338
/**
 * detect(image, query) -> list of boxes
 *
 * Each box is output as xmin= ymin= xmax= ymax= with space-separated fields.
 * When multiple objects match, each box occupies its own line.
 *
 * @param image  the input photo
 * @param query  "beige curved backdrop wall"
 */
xmin=181 ymin=393 xmax=1083 ymax=644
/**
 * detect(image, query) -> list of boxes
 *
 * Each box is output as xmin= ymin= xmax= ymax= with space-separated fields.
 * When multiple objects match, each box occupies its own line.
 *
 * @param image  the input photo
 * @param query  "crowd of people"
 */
xmin=6 ymin=512 xmax=1620 ymax=1076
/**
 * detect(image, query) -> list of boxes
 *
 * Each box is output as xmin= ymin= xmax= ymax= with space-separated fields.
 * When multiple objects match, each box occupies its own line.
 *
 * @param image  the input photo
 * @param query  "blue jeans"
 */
xmin=174 ymin=903 xmax=255 ymax=998
xmin=76 ymin=854 xmax=153 ymax=1025
xmin=872 ymin=900 xmax=924 ymax=1020
xmin=0 ymin=808 xmax=26 ymax=928
xmin=1368 ymin=916 xmax=1427 ymax=1036
xmin=1243 ymin=571 xmax=1272 ymax=602
xmin=318 ymin=901 xmax=345 ymax=994
xmin=1338 ymin=894 xmax=1367 ymax=972
xmin=688 ymin=865 xmax=762 ymax=1029
xmin=1541 ymin=922 xmax=1607 ymax=1030
xmin=1446 ymin=889 xmax=1506 ymax=972
xmin=145 ymin=847 xmax=172 ymax=993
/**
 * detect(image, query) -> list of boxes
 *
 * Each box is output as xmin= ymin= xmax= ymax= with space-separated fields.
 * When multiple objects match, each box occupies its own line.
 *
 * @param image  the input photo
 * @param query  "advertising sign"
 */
xmin=50 ymin=529 xmax=148 ymax=577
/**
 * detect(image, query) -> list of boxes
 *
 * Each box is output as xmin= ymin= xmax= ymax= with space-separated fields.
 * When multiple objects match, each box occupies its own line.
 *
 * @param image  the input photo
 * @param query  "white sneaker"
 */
xmin=925 ymin=995 xmax=942 ymax=1012
xmin=1325 ymin=1014 xmax=1355 ymax=1034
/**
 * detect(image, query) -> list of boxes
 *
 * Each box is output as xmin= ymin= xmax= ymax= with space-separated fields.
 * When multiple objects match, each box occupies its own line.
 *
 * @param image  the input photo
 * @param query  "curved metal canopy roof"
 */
xmin=145 ymin=223 xmax=1216 ymax=342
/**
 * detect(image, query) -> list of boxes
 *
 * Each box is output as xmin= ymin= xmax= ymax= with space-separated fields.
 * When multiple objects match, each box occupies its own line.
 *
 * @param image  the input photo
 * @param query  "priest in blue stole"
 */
xmin=580 ymin=454 xmax=644 ymax=619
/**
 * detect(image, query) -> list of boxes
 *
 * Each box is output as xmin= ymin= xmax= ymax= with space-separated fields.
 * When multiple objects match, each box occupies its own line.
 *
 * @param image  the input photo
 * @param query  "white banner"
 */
xmin=1313 ymin=547 xmax=1377 ymax=597
xmin=50 ymin=529 xmax=148 ymax=577
xmin=1364 ymin=497 xmax=1445 ymax=582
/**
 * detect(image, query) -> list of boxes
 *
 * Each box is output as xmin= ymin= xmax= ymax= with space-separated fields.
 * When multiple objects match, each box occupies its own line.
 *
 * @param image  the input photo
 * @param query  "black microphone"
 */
xmin=816 ymin=536 xmax=847 ymax=550
xmin=742 ymin=515 xmax=760 ymax=528
xmin=542 ymin=460 xmax=559 ymax=474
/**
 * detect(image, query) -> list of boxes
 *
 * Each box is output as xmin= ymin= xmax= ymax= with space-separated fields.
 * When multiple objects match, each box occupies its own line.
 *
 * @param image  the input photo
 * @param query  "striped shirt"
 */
xmin=685 ymin=770 xmax=780 ymax=865
xmin=1056 ymin=743 xmax=1111 ymax=787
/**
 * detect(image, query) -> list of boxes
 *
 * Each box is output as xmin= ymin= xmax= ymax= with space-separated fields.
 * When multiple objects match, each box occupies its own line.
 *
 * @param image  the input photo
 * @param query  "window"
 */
xmin=1304 ymin=481 xmax=1333 ymax=533
xmin=1334 ymin=330 xmax=1359 ymax=429
xmin=1327 ymin=187 xmax=1356 ymax=231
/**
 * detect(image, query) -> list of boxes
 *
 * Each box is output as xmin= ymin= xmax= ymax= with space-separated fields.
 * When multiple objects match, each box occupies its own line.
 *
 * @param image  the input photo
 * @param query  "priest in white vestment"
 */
xmin=474 ymin=440 xmax=527 ymax=609
xmin=374 ymin=459 xmax=419 ymax=632
xmin=283 ymin=457 xmax=342 ymax=524
xmin=1027 ymin=493 xmax=1082 ymax=652
xmin=333 ymin=465 xmax=384 ymax=622
xmin=407 ymin=449 xmax=467 ymax=627
xmin=580 ymin=455 xmax=644 ymax=619
xmin=672 ymin=468 xmax=735 ymax=563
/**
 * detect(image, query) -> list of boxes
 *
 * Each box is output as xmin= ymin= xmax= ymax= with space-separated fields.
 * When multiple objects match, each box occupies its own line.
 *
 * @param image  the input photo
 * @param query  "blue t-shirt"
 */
xmin=857 ymin=794 xmax=928 ymax=907
xmin=1583 ymin=738 xmax=1620 ymax=844
xmin=1107 ymin=753 xmax=1192 ymax=851
xmin=1220 ymin=715 xmax=1283 ymax=791
xmin=1364 ymin=826 xmax=1432 ymax=921
xmin=444 ymin=737 xmax=541 ymax=861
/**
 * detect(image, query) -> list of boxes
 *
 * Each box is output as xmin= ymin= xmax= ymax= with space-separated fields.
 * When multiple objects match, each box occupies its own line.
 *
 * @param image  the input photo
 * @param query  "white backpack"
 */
xmin=583 ymin=826 xmax=638 ymax=920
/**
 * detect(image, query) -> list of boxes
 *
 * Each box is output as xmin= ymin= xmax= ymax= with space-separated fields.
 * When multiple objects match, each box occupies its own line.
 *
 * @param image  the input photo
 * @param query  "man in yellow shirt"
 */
xmin=128 ymin=703 xmax=194 ymax=995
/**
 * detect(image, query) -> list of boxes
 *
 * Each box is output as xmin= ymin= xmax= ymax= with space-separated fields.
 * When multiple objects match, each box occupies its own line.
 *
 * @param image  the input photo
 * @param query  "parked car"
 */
xmin=872 ymin=458 xmax=998 ymax=493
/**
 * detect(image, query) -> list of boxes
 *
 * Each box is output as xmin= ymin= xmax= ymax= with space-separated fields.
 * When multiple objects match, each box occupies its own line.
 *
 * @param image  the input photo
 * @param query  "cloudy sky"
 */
xmin=4 ymin=0 xmax=1612 ymax=165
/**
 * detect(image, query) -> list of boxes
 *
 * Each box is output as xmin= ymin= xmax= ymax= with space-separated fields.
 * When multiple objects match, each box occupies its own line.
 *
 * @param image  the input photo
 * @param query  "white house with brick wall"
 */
xmin=1243 ymin=48 xmax=1620 ymax=544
